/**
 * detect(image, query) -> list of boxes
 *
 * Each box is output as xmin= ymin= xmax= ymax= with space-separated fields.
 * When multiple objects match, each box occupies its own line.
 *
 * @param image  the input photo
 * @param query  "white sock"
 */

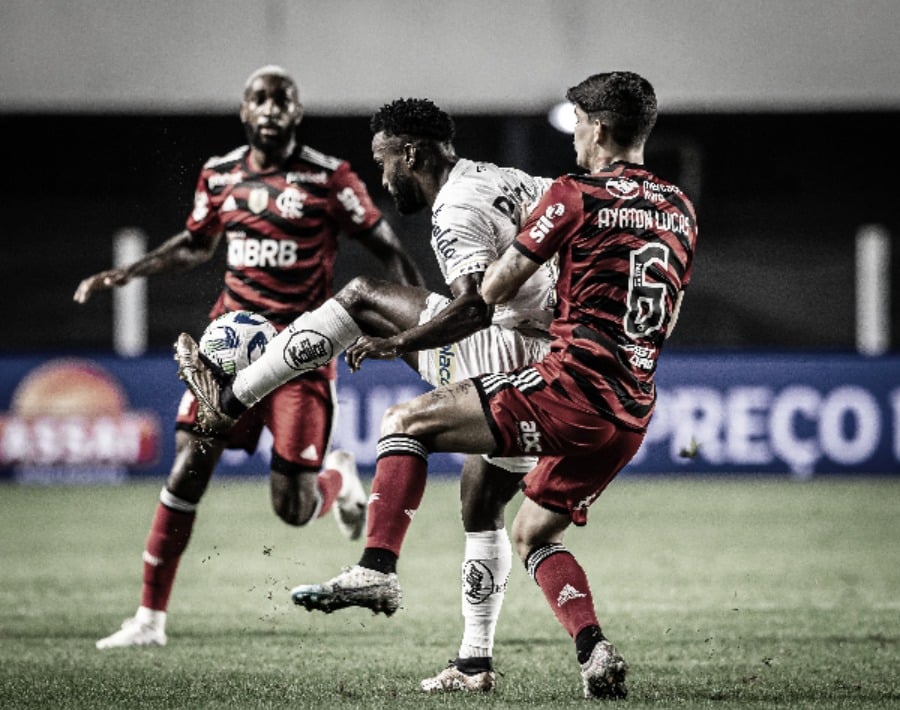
xmin=231 ymin=300 xmax=361 ymax=407
xmin=135 ymin=605 xmax=166 ymax=630
xmin=458 ymin=529 xmax=512 ymax=659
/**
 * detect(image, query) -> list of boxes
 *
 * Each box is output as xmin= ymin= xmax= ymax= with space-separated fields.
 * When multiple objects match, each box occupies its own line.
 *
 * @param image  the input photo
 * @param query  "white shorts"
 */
xmin=417 ymin=293 xmax=551 ymax=473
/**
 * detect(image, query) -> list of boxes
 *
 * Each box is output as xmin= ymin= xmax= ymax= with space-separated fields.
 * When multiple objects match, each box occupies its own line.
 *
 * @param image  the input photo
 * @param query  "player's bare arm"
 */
xmin=361 ymin=220 xmax=426 ymax=288
xmin=482 ymin=247 xmax=540 ymax=306
xmin=73 ymin=229 xmax=221 ymax=303
xmin=345 ymin=271 xmax=491 ymax=371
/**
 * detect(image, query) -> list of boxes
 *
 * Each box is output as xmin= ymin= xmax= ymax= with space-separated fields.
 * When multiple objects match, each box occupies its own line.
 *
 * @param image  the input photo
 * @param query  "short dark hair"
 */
xmin=370 ymin=98 xmax=455 ymax=142
xmin=566 ymin=72 xmax=657 ymax=147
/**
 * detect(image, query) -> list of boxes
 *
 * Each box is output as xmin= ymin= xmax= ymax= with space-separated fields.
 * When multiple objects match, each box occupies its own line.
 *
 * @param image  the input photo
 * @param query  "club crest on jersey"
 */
xmin=276 ymin=186 xmax=306 ymax=219
xmin=606 ymin=176 xmax=640 ymax=199
xmin=248 ymin=187 xmax=269 ymax=214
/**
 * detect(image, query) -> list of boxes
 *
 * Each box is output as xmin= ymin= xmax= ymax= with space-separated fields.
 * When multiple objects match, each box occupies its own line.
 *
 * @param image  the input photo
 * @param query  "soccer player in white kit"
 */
xmin=177 ymin=98 xmax=556 ymax=693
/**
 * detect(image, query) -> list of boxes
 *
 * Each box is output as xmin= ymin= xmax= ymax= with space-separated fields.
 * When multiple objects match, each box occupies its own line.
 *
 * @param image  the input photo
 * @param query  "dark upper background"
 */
xmin=2 ymin=1 xmax=898 ymax=355
xmin=3 ymin=110 xmax=897 ymax=354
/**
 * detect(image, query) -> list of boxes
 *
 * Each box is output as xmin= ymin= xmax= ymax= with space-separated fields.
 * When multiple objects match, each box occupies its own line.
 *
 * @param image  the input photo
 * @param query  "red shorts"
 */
xmin=473 ymin=366 xmax=645 ymax=525
xmin=176 ymin=372 xmax=336 ymax=474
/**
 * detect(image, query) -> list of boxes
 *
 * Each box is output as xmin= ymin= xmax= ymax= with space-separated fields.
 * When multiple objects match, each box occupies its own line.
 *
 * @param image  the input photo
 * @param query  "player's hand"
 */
xmin=345 ymin=335 xmax=402 ymax=372
xmin=73 ymin=269 xmax=130 ymax=303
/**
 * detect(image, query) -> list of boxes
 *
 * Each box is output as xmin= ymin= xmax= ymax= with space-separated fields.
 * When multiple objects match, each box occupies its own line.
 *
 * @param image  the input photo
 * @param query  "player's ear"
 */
xmin=294 ymin=102 xmax=304 ymax=125
xmin=404 ymin=142 xmax=417 ymax=169
xmin=593 ymin=118 xmax=607 ymax=144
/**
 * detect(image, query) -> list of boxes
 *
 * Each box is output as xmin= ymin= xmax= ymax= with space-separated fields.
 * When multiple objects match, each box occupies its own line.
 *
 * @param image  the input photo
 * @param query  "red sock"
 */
xmin=140 ymin=502 xmax=196 ymax=611
xmin=530 ymin=544 xmax=600 ymax=639
xmin=364 ymin=435 xmax=428 ymax=556
xmin=316 ymin=467 xmax=342 ymax=517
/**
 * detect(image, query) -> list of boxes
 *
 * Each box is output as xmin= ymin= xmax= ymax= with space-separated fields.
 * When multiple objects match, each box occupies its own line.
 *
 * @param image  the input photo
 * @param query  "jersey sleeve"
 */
xmin=513 ymin=177 xmax=582 ymax=263
xmin=184 ymin=166 xmax=222 ymax=237
xmin=328 ymin=162 xmax=383 ymax=236
xmin=680 ymin=203 xmax=698 ymax=289
xmin=433 ymin=201 xmax=500 ymax=285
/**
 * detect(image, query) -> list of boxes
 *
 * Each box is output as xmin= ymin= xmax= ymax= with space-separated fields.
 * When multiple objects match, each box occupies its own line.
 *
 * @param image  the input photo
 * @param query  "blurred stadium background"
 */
xmin=1 ymin=0 xmax=898 ymax=480
xmin=2 ymin=4 xmax=899 ymax=707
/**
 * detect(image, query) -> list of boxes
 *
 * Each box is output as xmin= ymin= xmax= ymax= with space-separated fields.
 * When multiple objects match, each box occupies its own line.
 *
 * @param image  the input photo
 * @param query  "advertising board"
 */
xmin=1 ymin=352 xmax=897 ymax=482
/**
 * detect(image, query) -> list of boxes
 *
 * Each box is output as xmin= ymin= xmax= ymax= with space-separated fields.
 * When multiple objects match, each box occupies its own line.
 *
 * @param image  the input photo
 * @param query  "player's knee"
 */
xmin=166 ymin=466 xmax=210 ymax=504
xmin=511 ymin=513 xmax=550 ymax=562
xmin=271 ymin=494 xmax=296 ymax=525
xmin=336 ymin=275 xmax=377 ymax=314
xmin=270 ymin=481 xmax=317 ymax=527
xmin=272 ymin=494 xmax=316 ymax=527
xmin=510 ymin=524 xmax=534 ymax=562
xmin=380 ymin=402 xmax=416 ymax=437
xmin=460 ymin=494 xmax=506 ymax=531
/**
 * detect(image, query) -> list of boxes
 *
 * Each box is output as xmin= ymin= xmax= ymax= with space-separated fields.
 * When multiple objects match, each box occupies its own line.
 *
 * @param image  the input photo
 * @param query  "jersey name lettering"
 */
xmin=597 ymin=207 xmax=692 ymax=236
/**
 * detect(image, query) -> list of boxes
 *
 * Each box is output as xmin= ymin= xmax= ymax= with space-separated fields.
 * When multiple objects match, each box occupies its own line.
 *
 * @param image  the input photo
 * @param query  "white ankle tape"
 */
xmin=159 ymin=487 xmax=197 ymax=513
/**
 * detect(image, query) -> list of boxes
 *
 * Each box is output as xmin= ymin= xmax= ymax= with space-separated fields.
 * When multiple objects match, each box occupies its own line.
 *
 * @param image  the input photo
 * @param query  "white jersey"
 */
xmin=430 ymin=158 xmax=556 ymax=333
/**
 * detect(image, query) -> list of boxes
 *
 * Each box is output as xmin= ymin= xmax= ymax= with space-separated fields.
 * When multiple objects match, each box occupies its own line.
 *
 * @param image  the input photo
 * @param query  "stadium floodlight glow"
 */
xmin=548 ymin=101 xmax=575 ymax=134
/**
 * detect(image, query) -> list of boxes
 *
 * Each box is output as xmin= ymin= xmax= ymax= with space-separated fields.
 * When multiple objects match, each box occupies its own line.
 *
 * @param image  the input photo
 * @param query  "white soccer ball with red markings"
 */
xmin=198 ymin=310 xmax=277 ymax=377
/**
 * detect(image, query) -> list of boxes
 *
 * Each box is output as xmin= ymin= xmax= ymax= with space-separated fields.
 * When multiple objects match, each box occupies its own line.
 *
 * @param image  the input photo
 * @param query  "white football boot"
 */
xmin=291 ymin=565 xmax=401 ymax=616
xmin=96 ymin=610 xmax=167 ymax=650
xmin=580 ymin=639 xmax=628 ymax=699
xmin=325 ymin=450 xmax=367 ymax=540
xmin=420 ymin=660 xmax=496 ymax=693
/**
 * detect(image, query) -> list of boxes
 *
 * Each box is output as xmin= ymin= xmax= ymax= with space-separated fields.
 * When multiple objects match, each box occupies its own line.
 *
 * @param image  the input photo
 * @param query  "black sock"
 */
xmin=358 ymin=547 xmax=397 ymax=574
xmin=221 ymin=385 xmax=248 ymax=418
xmin=456 ymin=656 xmax=493 ymax=674
xmin=575 ymin=625 xmax=606 ymax=664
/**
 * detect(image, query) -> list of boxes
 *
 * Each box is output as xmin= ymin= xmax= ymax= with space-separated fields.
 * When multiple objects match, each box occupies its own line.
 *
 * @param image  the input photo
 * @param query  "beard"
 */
xmin=390 ymin=172 xmax=426 ymax=215
xmin=245 ymin=123 xmax=291 ymax=154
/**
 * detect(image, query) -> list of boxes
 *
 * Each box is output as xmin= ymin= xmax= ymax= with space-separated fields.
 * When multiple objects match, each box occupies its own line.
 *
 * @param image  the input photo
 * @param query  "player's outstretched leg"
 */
xmin=290 ymin=565 xmax=402 ymax=616
xmin=580 ymin=639 xmax=628 ymax=700
xmin=420 ymin=659 xmax=496 ymax=693
xmin=174 ymin=332 xmax=235 ymax=435
xmin=325 ymin=450 xmax=367 ymax=540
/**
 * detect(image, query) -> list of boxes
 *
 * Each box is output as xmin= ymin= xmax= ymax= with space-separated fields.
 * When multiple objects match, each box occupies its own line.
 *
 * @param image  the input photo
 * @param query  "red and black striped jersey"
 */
xmin=514 ymin=161 xmax=697 ymax=431
xmin=186 ymin=144 xmax=383 ymax=327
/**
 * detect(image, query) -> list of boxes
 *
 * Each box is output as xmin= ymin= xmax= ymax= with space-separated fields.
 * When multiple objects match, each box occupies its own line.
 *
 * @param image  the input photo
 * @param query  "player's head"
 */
xmin=369 ymin=98 xmax=456 ymax=214
xmin=240 ymin=65 xmax=304 ymax=155
xmin=566 ymin=72 xmax=657 ymax=169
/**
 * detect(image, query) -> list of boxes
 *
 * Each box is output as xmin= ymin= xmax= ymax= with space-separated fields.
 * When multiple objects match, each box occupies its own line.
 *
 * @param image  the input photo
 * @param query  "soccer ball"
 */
xmin=198 ymin=310 xmax=278 ymax=377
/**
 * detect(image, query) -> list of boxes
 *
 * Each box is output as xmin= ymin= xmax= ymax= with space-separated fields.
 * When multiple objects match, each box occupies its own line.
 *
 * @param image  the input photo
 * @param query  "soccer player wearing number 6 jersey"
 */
xmin=286 ymin=71 xmax=698 ymax=700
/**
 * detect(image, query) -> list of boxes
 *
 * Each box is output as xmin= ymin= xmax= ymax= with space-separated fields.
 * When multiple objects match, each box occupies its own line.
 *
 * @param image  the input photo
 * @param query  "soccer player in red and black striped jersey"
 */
xmin=289 ymin=71 xmax=697 ymax=700
xmin=74 ymin=65 xmax=423 ymax=649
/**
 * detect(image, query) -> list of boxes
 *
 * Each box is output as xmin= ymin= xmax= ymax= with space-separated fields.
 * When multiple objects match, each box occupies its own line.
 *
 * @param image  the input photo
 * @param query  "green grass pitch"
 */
xmin=1 ymin=475 xmax=899 ymax=708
